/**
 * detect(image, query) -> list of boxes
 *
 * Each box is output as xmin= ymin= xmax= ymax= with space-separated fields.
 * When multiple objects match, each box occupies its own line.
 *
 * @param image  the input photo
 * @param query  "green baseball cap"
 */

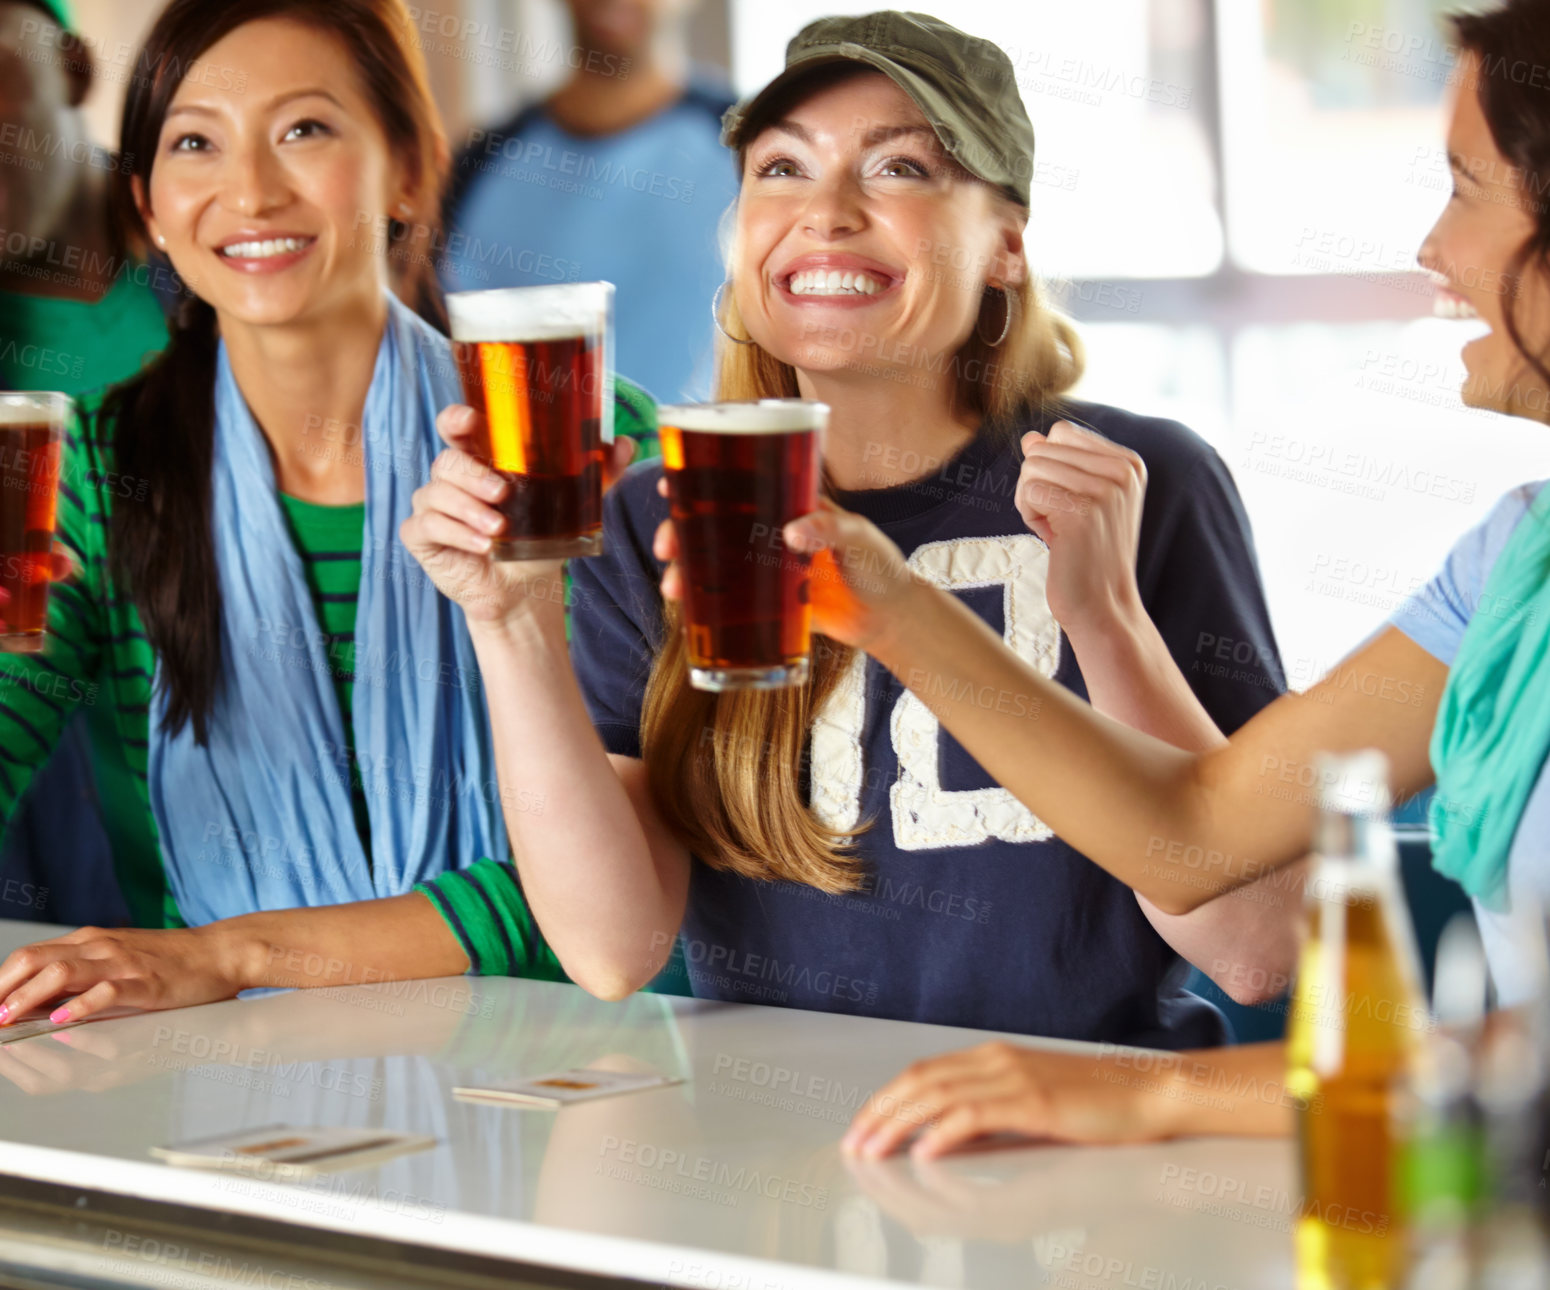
xmin=721 ymin=11 xmax=1036 ymax=208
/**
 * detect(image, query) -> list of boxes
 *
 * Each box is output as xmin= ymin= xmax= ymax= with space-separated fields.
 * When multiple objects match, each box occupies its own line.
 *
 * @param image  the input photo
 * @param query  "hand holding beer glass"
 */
xmin=446 ymin=282 xmax=614 ymax=561
xmin=658 ymin=400 xmax=826 ymax=690
xmin=0 ymin=393 xmax=69 ymax=654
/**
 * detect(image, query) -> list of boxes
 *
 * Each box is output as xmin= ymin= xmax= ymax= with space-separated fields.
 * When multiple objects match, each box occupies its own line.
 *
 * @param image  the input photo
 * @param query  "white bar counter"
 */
xmin=0 ymin=921 xmax=1295 ymax=1289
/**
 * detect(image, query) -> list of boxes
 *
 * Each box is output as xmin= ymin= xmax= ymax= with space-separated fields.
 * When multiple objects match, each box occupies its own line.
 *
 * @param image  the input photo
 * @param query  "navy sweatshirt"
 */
xmin=569 ymin=399 xmax=1285 ymax=1048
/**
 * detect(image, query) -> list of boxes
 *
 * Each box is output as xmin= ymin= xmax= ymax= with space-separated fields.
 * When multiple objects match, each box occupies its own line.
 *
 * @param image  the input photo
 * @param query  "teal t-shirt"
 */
xmin=0 ymin=272 xmax=169 ymax=396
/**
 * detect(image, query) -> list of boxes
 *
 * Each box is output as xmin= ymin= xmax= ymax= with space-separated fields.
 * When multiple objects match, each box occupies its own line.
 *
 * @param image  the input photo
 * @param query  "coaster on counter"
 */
xmin=151 ymin=1125 xmax=436 ymax=1178
xmin=453 ymin=1068 xmax=684 ymax=1109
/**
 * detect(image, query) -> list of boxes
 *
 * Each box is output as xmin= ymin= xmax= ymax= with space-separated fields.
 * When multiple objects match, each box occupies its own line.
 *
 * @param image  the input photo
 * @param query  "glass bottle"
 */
xmin=1287 ymin=750 xmax=1428 ymax=1290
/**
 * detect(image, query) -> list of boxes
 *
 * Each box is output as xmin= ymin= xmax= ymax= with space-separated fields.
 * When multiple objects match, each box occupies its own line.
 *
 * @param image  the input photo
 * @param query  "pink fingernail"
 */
xmin=0 ymin=1005 xmax=10 ymax=1025
xmin=49 ymin=1007 xmax=70 ymax=1024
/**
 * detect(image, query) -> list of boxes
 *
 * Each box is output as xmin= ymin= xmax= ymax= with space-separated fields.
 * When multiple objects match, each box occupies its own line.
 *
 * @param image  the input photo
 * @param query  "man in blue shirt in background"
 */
xmin=442 ymin=0 xmax=739 ymax=402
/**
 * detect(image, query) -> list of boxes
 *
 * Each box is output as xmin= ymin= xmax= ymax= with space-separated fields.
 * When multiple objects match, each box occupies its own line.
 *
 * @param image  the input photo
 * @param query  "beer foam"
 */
xmin=0 ymin=393 xmax=70 ymax=428
xmin=446 ymin=282 xmax=613 ymax=343
xmin=657 ymin=399 xmax=829 ymax=434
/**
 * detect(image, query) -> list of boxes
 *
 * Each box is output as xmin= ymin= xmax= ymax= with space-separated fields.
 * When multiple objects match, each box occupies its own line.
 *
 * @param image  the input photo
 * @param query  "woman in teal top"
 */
xmin=0 ymin=0 xmax=653 ymax=1024
xmin=824 ymin=0 xmax=1550 ymax=1155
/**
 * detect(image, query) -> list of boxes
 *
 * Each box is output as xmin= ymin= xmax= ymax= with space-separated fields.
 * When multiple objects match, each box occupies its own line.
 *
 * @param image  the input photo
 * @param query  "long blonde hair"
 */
xmin=641 ymin=188 xmax=1084 ymax=893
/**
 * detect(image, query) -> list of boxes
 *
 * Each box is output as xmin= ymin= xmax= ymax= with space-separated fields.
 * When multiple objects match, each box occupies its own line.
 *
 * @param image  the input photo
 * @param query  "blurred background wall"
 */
xmin=67 ymin=0 xmax=1504 ymax=687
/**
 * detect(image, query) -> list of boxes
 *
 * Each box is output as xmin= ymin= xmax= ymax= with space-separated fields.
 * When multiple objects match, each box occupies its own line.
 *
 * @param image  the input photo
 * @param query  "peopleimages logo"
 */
xmin=596 ymin=1137 xmax=828 ymax=1211
xmin=0 ymin=123 xmax=130 ymax=173
xmin=711 ymin=1054 xmax=866 ymax=1108
xmin=0 ymin=338 xmax=84 ymax=380
xmin=100 ymin=1233 xmax=334 ymax=1290
xmin=1159 ymin=1164 xmax=1390 ymax=1237
xmin=649 ymin=932 xmax=880 ymax=1006
xmin=401 ymin=6 xmax=630 ymax=79
xmin=460 ymin=138 xmax=698 ymax=204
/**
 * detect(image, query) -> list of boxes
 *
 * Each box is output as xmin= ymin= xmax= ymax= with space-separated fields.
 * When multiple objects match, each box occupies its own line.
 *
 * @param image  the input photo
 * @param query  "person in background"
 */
xmin=405 ymin=14 xmax=1305 ymax=1050
xmin=0 ymin=0 xmax=655 ymax=1027
xmin=0 ymin=0 xmax=170 ymax=927
xmin=439 ymin=0 xmax=738 ymax=401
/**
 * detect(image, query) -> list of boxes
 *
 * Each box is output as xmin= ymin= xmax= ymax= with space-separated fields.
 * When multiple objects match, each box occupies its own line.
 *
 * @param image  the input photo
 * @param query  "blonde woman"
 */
xmin=404 ymin=13 xmax=1296 ymax=1047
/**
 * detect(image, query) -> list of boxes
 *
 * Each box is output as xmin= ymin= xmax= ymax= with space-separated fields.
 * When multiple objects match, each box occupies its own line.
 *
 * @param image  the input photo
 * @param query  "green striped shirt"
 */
xmin=0 ymin=379 xmax=660 ymax=974
xmin=277 ymin=494 xmax=370 ymax=850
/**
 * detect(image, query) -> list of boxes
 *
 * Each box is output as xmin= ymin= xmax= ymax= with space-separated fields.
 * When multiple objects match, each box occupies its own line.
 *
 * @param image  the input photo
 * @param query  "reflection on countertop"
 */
xmin=0 ymin=921 xmax=1296 ymax=1289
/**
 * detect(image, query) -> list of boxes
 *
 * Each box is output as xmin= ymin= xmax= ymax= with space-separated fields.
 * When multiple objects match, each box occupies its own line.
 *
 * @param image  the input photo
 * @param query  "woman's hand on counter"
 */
xmin=842 ymin=1042 xmax=1191 ymax=1159
xmin=841 ymin=1038 xmax=1307 ymax=1159
xmin=0 ymin=924 xmax=248 ymax=1026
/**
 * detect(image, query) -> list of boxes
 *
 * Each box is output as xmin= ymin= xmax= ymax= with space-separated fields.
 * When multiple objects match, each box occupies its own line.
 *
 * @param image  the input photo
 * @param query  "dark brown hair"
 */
xmin=103 ymin=0 xmax=446 ymax=742
xmin=1451 ymin=0 xmax=1550 ymax=398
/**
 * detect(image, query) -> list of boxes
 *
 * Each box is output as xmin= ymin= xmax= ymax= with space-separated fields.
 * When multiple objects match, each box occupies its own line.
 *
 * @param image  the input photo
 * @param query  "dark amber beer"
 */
xmin=446 ymin=282 xmax=613 ymax=560
xmin=0 ymin=393 xmax=68 ymax=654
xmin=659 ymin=401 xmax=826 ymax=690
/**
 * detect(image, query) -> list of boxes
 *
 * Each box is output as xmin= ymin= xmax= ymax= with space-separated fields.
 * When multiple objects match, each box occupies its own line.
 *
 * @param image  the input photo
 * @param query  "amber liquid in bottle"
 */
xmin=1286 ymin=753 xmax=1426 ymax=1290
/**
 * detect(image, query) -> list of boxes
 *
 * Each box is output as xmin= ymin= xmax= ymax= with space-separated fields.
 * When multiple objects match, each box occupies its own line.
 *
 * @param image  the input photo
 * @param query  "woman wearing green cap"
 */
xmin=405 ymin=13 xmax=1299 ymax=1046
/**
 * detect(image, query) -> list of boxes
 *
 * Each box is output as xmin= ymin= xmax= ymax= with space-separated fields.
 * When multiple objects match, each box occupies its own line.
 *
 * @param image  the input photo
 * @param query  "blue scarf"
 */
xmin=1429 ymin=484 xmax=1550 ymax=912
xmin=147 ymin=294 xmax=506 ymax=926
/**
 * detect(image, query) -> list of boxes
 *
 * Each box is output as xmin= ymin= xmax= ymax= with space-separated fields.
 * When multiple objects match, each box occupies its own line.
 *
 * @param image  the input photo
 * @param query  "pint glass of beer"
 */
xmin=0 ymin=392 xmax=68 ymax=654
xmin=446 ymin=281 xmax=614 ymax=560
xmin=659 ymin=400 xmax=827 ymax=691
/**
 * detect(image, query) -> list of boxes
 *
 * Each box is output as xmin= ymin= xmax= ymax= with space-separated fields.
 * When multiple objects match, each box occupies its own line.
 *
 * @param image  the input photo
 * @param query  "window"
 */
xmin=730 ymin=0 xmax=1221 ymax=277
xmin=1219 ymin=0 xmax=1458 ymax=274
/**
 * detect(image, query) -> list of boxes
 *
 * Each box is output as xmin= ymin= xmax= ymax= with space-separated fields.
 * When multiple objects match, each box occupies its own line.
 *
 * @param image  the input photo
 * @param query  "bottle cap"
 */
xmin=1315 ymin=749 xmax=1393 ymax=816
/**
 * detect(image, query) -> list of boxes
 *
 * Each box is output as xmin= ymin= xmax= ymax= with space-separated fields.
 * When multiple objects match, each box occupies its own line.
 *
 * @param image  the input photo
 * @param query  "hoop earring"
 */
xmin=977 ymin=285 xmax=1013 ymax=348
xmin=712 ymin=281 xmax=756 ymax=346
